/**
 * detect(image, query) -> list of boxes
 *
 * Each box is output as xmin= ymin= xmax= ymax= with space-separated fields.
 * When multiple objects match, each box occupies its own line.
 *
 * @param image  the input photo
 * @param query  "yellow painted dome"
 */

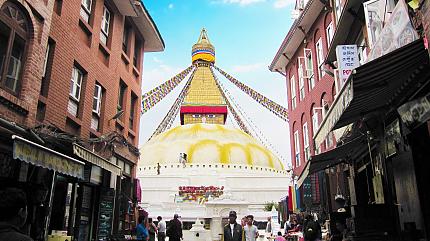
xmin=139 ymin=124 xmax=284 ymax=170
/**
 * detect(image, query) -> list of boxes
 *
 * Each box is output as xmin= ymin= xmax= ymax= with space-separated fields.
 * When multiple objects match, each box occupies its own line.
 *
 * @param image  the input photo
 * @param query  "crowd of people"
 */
xmin=136 ymin=214 xmax=182 ymax=241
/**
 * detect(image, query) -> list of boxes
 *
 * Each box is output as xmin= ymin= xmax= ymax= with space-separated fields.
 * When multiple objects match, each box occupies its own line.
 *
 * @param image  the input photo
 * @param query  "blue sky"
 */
xmin=140 ymin=0 xmax=295 ymax=168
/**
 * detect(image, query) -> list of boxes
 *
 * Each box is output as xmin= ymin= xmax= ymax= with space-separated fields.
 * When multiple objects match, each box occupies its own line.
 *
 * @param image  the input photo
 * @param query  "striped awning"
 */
xmin=13 ymin=135 xmax=85 ymax=179
xmin=315 ymin=39 xmax=430 ymax=147
xmin=73 ymin=143 xmax=121 ymax=176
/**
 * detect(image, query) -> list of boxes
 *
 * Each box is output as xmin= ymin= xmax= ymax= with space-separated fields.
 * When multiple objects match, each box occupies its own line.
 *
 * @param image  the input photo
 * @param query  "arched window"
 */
xmin=0 ymin=1 xmax=29 ymax=95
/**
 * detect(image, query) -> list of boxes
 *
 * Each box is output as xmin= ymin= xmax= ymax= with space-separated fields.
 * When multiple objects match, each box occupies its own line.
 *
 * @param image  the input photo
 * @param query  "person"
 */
xmin=167 ymin=214 xmax=183 ymax=241
xmin=157 ymin=216 xmax=166 ymax=241
xmin=284 ymin=215 xmax=293 ymax=233
xmin=137 ymin=215 xmax=149 ymax=241
xmin=148 ymin=218 xmax=157 ymax=241
xmin=275 ymin=231 xmax=286 ymax=241
xmin=0 ymin=188 xmax=33 ymax=241
xmin=303 ymin=214 xmax=321 ymax=241
xmin=287 ymin=219 xmax=301 ymax=233
xmin=243 ymin=215 xmax=259 ymax=241
xmin=265 ymin=217 xmax=272 ymax=236
xmin=223 ymin=211 xmax=243 ymax=241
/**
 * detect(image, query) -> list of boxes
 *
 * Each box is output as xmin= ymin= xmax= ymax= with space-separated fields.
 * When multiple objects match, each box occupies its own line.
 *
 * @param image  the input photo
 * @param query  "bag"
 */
xmin=304 ymin=221 xmax=319 ymax=240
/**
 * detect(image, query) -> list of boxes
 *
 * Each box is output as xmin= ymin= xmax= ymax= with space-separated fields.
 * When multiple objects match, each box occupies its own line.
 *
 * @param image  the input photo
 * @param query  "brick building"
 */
xmin=269 ymin=0 xmax=337 ymax=212
xmin=272 ymin=0 xmax=430 ymax=238
xmin=0 ymin=0 xmax=163 ymax=240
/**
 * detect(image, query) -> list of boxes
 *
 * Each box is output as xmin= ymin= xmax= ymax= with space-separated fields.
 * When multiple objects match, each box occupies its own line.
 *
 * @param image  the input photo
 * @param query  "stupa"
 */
xmin=137 ymin=29 xmax=289 ymax=240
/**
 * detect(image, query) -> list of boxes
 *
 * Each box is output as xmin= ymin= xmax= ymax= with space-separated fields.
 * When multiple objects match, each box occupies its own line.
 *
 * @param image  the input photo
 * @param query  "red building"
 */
xmin=0 ymin=0 xmax=163 ymax=240
xmin=270 ymin=0 xmax=337 ymax=211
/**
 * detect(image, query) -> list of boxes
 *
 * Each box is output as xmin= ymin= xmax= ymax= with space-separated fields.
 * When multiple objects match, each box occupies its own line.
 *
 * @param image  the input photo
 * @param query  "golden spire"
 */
xmin=192 ymin=28 xmax=216 ymax=63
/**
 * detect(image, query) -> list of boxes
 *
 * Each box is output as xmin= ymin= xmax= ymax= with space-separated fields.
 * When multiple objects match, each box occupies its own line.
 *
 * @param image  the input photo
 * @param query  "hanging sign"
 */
xmin=336 ymin=45 xmax=360 ymax=87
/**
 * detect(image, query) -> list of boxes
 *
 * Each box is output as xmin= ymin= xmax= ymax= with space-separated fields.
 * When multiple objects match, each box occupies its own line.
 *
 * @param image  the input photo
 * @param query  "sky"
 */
xmin=139 ymin=0 xmax=295 ymax=169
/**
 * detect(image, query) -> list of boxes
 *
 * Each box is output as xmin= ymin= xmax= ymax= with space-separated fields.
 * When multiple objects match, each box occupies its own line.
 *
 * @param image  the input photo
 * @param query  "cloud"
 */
xmin=168 ymin=3 xmax=174 ymax=9
xmin=152 ymin=57 xmax=163 ymax=64
xmin=230 ymin=63 xmax=265 ymax=73
xmin=212 ymin=0 xmax=266 ymax=6
xmin=273 ymin=0 xmax=295 ymax=8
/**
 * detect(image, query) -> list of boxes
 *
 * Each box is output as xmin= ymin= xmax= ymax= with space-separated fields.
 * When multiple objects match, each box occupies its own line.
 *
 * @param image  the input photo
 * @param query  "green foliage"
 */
xmin=263 ymin=201 xmax=279 ymax=211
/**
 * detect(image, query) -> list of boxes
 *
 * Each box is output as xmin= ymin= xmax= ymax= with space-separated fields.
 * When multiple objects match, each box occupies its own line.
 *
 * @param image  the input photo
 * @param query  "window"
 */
xmin=68 ymin=66 xmax=84 ymax=117
xmin=100 ymin=6 xmax=111 ymax=46
xmin=117 ymin=80 xmax=127 ymax=112
xmin=92 ymin=83 xmax=102 ymax=115
xmin=312 ymin=110 xmax=319 ymax=136
xmin=0 ymin=2 xmax=29 ymax=95
xmin=91 ymin=83 xmax=103 ymax=131
xmin=80 ymin=0 xmax=92 ymax=23
xmin=290 ymin=76 xmax=297 ymax=109
xmin=298 ymin=64 xmax=305 ymax=100
xmin=315 ymin=38 xmax=325 ymax=79
xmin=192 ymin=114 xmax=201 ymax=118
xmin=70 ymin=67 xmax=83 ymax=102
xmin=129 ymin=93 xmax=137 ymax=129
xmin=294 ymin=131 xmax=301 ymax=167
xmin=207 ymin=114 xmax=216 ymax=118
xmin=326 ymin=22 xmax=334 ymax=47
xmin=41 ymin=40 xmax=55 ymax=97
xmin=133 ymin=38 xmax=141 ymax=68
xmin=357 ymin=33 xmax=368 ymax=65
xmin=334 ymin=0 xmax=342 ymax=23
xmin=122 ymin=23 xmax=130 ymax=53
xmin=305 ymin=49 xmax=315 ymax=90
xmin=303 ymin=122 xmax=310 ymax=161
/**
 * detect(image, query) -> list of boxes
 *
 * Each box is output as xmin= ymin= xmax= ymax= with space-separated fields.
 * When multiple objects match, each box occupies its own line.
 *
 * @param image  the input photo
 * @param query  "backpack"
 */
xmin=304 ymin=221 xmax=319 ymax=240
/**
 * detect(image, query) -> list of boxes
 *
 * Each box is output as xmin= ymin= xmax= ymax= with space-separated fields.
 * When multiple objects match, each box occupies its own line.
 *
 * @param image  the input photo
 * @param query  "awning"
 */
xmin=315 ymin=39 xmax=430 ymax=146
xmin=73 ymin=143 xmax=121 ymax=176
xmin=12 ymin=135 xmax=85 ymax=179
xmin=297 ymin=136 xmax=366 ymax=187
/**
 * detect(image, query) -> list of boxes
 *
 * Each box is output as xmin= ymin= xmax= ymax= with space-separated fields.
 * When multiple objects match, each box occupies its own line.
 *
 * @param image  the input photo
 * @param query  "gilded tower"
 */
xmin=180 ymin=29 xmax=228 ymax=125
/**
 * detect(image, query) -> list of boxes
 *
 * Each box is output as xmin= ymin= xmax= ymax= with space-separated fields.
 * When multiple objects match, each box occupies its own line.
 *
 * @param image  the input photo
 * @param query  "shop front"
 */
xmin=307 ymin=38 xmax=430 ymax=240
xmin=0 ymin=134 xmax=86 ymax=241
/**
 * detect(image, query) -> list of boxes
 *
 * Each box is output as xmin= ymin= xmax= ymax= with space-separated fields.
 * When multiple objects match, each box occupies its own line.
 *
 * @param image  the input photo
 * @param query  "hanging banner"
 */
xmin=367 ymin=0 xmax=419 ymax=62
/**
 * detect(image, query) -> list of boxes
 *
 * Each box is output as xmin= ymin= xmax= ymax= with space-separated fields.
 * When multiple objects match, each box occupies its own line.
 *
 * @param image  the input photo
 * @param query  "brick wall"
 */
xmin=285 ymin=10 xmax=336 ymax=177
xmin=0 ymin=0 xmax=54 ymax=127
xmin=43 ymin=0 xmax=144 ymax=163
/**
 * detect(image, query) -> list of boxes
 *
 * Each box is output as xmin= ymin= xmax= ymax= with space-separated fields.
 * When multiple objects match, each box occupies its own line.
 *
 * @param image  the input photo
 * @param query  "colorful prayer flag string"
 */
xmin=141 ymin=65 xmax=195 ymax=114
xmin=212 ymin=65 xmax=289 ymax=122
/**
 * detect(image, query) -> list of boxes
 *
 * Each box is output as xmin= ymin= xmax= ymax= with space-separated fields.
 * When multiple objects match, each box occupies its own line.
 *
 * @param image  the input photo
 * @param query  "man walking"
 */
xmin=0 ymin=188 xmax=33 ymax=241
xmin=157 ymin=216 xmax=166 ymax=241
xmin=167 ymin=214 xmax=182 ymax=241
xmin=243 ymin=215 xmax=259 ymax=241
xmin=223 ymin=211 xmax=243 ymax=241
xmin=303 ymin=214 xmax=321 ymax=241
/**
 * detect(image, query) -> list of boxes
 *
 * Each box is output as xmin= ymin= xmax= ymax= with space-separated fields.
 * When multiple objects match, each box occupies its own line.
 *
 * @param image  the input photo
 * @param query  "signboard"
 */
xmin=397 ymin=93 xmax=430 ymax=130
xmin=314 ymin=81 xmax=354 ymax=147
xmin=97 ymin=188 xmax=115 ymax=240
xmin=367 ymin=0 xmax=419 ymax=62
xmin=13 ymin=136 xmax=84 ymax=179
xmin=336 ymin=45 xmax=360 ymax=87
